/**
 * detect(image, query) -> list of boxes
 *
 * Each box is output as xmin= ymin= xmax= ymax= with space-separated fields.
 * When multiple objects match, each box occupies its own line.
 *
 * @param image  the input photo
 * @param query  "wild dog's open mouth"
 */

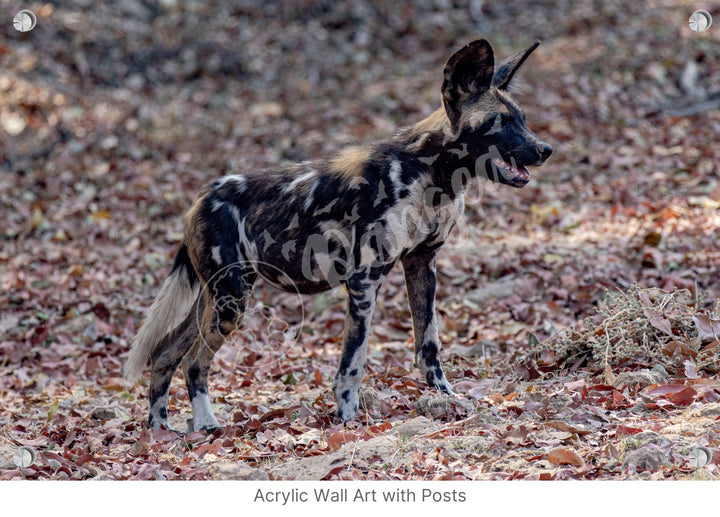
xmin=490 ymin=157 xmax=531 ymax=187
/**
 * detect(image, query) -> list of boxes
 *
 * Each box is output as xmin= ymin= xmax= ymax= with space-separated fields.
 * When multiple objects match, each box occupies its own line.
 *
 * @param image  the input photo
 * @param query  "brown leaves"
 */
xmin=547 ymin=447 xmax=585 ymax=467
xmin=644 ymin=309 xmax=673 ymax=336
xmin=615 ymin=424 xmax=643 ymax=437
xmin=662 ymin=340 xmax=698 ymax=358
xmin=648 ymin=384 xmax=697 ymax=406
xmin=327 ymin=421 xmax=394 ymax=452
xmin=327 ymin=431 xmax=358 ymax=452
xmin=693 ymin=313 xmax=720 ymax=342
xmin=544 ymin=420 xmax=591 ymax=436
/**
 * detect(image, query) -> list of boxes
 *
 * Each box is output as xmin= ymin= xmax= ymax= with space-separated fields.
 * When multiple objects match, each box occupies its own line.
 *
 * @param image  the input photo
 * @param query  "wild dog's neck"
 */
xmin=397 ymin=108 xmax=479 ymax=195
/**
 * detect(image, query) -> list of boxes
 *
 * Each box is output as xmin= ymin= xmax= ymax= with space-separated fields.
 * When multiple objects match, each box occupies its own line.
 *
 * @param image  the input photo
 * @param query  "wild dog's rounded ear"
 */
xmin=492 ymin=40 xmax=540 ymax=91
xmin=442 ymin=39 xmax=495 ymax=129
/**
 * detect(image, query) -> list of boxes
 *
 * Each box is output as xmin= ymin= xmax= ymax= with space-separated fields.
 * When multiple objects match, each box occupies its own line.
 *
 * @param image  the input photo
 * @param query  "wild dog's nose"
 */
xmin=537 ymin=142 xmax=553 ymax=161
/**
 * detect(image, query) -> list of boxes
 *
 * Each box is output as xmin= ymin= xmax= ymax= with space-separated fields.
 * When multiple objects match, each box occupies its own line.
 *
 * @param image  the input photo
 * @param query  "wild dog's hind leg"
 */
xmin=402 ymin=249 xmax=454 ymax=394
xmin=333 ymin=275 xmax=380 ymax=422
xmin=181 ymin=268 xmax=256 ymax=432
xmin=147 ymin=296 xmax=204 ymax=431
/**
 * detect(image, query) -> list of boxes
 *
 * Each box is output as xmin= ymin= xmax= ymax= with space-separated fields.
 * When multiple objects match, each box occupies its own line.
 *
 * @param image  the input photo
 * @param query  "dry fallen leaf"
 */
xmin=644 ymin=309 xmax=673 ymax=336
xmin=547 ymin=447 xmax=585 ymax=467
xmin=545 ymin=420 xmax=591 ymax=436
xmin=693 ymin=313 xmax=720 ymax=342
xmin=327 ymin=431 xmax=359 ymax=452
xmin=662 ymin=340 xmax=698 ymax=358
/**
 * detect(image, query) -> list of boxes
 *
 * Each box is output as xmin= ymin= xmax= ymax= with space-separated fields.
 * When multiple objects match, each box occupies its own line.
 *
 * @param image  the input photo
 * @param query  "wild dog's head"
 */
xmin=442 ymin=39 xmax=552 ymax=187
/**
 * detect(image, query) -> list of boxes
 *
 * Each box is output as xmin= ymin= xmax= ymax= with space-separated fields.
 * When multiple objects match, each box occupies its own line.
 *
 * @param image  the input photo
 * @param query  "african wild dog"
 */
xmin=124 ymin=39 xmax=552 ymax=432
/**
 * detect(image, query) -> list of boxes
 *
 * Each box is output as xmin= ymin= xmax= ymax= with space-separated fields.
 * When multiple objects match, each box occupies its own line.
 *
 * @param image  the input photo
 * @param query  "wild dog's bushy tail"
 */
xmin=123 ymin=243 xmax=200 ymax=383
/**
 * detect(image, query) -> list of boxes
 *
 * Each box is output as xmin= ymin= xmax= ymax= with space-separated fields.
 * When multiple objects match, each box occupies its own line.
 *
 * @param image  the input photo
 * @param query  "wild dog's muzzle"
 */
xmin=486 ymin=139 xmax=553 ymax=188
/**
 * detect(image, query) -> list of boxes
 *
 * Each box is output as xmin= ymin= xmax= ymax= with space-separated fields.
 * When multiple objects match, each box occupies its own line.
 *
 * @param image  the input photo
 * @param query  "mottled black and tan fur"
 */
xmin=124 ymin=39 xmax=552 ymax=431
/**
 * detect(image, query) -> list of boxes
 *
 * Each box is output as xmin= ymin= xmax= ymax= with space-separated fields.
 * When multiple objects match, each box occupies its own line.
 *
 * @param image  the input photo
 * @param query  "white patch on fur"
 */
xmin=377 ymin=176 xmax=465 ymax=258
xmin=123 ymin=265 xmax=199 ymax=383
xmin=211 ymin=246 xmax=222 ymax=265
xmin=311 ymin=251 xmax=332 ymax=279
xmin=421 ymin=316 xmax=439 ymax=348
xmin=227 ymin=204 xmax=242 ymax=225
xmin=378 ymin=178 xmax=434 ymax=255
xmin=190 ymin=392 xmax=220 ymax=431
xmin=384 ymin=211 xmax=416 ymax=252
xmin=232 ymin=209 xmax=258 ymax=262
xmin=211 ymin=200 xmax=225 ymax=212
xmin=304 ymin=180 xmax=318 ymax=212
xmin=389 ymin=160 xmax=402 ymax=189
xmin=216 ymin=174 xmax=247 ymax=193
xmin=234 ymin=176 xmax=247 ymax=193
xmin=318 ymin=219 xmax=350 ymax=238
xmin=359 ymin=244 xmax=376 ymax=267
xmin=426 ymin=196 xmax=465 ymax=248
xmin=285 ymin=171 xmax=316 ymax=193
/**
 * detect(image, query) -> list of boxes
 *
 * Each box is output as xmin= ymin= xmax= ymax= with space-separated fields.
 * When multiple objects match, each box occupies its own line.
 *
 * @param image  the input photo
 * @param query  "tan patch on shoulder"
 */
xmin=328 ymin=146 xmax=372 ymax=179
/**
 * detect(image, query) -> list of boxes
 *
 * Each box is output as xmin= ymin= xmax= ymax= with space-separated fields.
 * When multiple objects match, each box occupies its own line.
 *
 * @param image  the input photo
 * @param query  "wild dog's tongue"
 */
xmin=492 ymin=157 xmax=529 ymax=181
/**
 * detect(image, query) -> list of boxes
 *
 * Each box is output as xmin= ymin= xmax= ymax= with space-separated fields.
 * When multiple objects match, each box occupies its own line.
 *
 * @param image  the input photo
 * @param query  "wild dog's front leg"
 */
xmin=402 ymin=250 xmax=454 ymax=394
xmin=333 ymin=276 xmax=379 ymax=422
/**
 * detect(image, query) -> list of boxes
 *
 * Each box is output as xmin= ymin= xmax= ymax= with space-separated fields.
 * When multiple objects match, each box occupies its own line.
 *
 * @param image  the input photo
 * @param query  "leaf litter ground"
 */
xmin=1 ymin=0 xmax=720 ymax=480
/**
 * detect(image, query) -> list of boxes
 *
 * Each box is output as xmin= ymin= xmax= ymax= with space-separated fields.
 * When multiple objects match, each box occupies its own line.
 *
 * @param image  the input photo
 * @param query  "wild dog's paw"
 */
xmin=147 ymin=417 xmax=182 ymax=434
xmin=436 ymin=380 xmax=456 ymax=396
xmin=185 ymin=418 xmax=221 ymax=434
xmin=188 ymin=394 xmax=221 ymax=432
xmin=423 ymin=364 xmax=455 ymax=395
xmin=335 ymin=388 xmax=360 ymax=422
xmin=426 ymin=372 xmax=455 ymax=396
xmin=189 ymin=414 xmax=221 ymax=433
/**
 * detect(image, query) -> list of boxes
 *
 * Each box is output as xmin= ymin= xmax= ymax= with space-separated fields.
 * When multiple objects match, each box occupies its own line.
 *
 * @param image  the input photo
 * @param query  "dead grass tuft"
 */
xmin=522 ymin=285 xmax=720 ymax=374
